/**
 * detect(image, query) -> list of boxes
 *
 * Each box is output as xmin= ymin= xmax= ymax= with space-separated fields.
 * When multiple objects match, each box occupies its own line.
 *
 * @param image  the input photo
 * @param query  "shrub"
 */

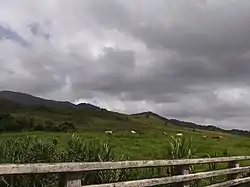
xmin=0 ymin=135 xmax=60 ymax=187
xmin=0 ymin=134 xmax=225 ymax=187
xmin=0 ymin=114 xmax=77 ymax=133
xmin=0 ymin=134 xmax=125 ymax=186
xmin=167 ymin=136 xmax=195 ymax=159
xmin=166 ymin=136 xmax=199 ymax=187
xmin=65 ymin=134 xmax=125 ymax=184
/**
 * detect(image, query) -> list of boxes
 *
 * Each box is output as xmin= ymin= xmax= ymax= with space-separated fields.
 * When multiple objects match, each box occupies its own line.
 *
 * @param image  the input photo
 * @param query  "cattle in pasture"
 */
xmin=131 ymin=130 xmax=136 ymax=134
xmin=105 ymin=130 xmax=113 ymax=134
xmin=202 ymin=135 xmax=207 ymax=140
xmin=176 ymin=133 xmax=183 ymax=136
xmin=205 ymin=133 xmax=223 ymax=140
xmin=212 ymin=135 xmax=222 ymax=140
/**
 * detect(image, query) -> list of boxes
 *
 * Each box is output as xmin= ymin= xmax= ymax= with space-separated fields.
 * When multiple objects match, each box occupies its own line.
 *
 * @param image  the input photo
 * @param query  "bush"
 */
xmin=58 ymin=121 xmax=76 ymax=132
xmin=0 ymin=134 xmax=228 ymax=187
xmin=43 ymin=120 xmax=77 ymax=132
xmin=0 ymin=113 xmax=20 ymax=132
xmin=0 ymin=134 xmax=125 ymax=187
xmin=166 ymin=135 xmax=195 ymax=159
xmin=0 ymin=114 xmax=77 ymax=133
xmin=0 ymin=135 xmax=60 ymax=187
xmin=65 ymin=134 xmax=125 ymax=184
xmin=166 ymin=136 xmax=199 ymax=187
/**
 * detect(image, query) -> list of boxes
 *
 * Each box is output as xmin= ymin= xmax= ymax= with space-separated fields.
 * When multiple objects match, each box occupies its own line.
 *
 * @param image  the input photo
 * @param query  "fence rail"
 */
xmin=1 ymin=156 xmax=250 ymax=187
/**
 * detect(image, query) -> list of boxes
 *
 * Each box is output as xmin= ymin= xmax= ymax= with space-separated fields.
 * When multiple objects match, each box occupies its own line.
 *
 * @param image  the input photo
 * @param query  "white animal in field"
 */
xmin=131 ymin=130 xmax=136 ymax=134
xmin=176 ymin=133 xmax=183 ymax=136
xmin=105 ymin=130 xmax=113 ymax=134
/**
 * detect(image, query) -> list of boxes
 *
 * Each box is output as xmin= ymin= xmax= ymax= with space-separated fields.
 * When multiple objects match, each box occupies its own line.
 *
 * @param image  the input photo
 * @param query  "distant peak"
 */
xmin=131 ymin=111 xmax=163 ymax=118
xmin=0 ymin=90 xmax=75 ymax=108
xmin=145 ymin=111 xmax=156 ymax=115
xmin=76 ymin=103 xmax=99 ymax=109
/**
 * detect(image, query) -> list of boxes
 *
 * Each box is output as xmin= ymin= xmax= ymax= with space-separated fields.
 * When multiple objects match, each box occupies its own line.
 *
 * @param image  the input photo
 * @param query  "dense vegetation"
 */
xmin=1 ymin=91 xmax=250 ymax=186
xmin=0 ymin=134 xmax=238 ymax=187
xmin=0 ymin=135 xmax=120 ymax=186
xmin=0 ymin=113 xmax=76 ymax=132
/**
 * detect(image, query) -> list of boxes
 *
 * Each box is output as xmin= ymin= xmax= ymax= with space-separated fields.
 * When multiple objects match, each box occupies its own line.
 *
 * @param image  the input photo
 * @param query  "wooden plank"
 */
xmin=204 ymin=176 xmax=250 ymax=187
xmin=181 ymin=165 xmax=190 ymax=187
xmin=0 ymin=156 xmax=249 ymax=175
xmin=83 ymin=166 xmax=250 ymax=187
xmin=227 ymin=161 xmax=240 ymax=180
xmin=58 ymin=172 xmax=82 ymax=187
xmin=173 ymin=165 xmax=190 ymax=187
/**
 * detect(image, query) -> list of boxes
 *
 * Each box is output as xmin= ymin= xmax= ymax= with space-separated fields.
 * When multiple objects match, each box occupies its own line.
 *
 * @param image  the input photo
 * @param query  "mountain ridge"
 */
xmin=0 ymin=90 xmax=99 ymax=110
xmin=131 ymin=111 xmax=250 ymax=137
xmin=0 ymin=90 xmax=250 ymax=137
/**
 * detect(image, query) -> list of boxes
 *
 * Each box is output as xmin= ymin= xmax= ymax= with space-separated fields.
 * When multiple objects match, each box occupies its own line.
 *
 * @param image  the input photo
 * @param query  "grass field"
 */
xmin=1 ymin=93 xmax=250 ymax=160
xmin=1 ymin=129 xmax=249 ymax=160
xmin=0 ymin=128 xmax=250 ymax=186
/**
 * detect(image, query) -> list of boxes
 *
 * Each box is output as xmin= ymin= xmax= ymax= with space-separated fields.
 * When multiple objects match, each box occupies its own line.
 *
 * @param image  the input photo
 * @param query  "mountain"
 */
xmin=0 ymin=90 xmax=98 ymax=109
xmin=1 ymin=90 xmax=250 ymax=137
xmin=77 ymin=103 xmax=101 ymax=110
xmin=131 ymin=111 xmax=250 ymax=137
xmin=0 ymin=98 xmax=22 ymax=112
xmin=0 ymin=90 xmax=134 ymax=131
xmin=131 ymin=111 xmax=168 ymax=121
xmin=132 ymin=111 xmax=227 ymax=132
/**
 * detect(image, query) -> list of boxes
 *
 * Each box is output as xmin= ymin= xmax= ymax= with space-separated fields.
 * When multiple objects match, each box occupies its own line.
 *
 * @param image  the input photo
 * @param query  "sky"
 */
xmin=1 ymin=0 xmax=250 ymax=130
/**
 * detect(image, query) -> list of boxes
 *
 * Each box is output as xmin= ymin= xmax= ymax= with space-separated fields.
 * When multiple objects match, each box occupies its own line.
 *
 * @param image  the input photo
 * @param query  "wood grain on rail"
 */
xmin=0 ymin=156 xmax=249 ymax=175
xmin=204 ymin=176 xmax=250 ymax=187
xmin=83 ymin=166 xmax=250 ymax=187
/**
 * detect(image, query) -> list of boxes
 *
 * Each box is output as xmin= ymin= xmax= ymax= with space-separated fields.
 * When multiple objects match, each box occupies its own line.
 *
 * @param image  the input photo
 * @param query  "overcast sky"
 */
xmin=1 ymin=0 xmax=250 ymax=130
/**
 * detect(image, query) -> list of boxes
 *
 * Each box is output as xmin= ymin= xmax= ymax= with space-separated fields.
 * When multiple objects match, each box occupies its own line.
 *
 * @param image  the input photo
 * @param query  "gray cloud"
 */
xmin=29 ymin=23 xmax=50 ymax=40
xmin=1 ymin=0 xmax=250 ymax=129
xmin=0 ymin=25 xmax=28 ymax=46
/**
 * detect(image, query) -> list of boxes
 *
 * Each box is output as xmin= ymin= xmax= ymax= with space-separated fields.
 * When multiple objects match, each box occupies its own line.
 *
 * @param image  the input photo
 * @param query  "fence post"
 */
xmin=58 ymin=172 xmax=82 ymax=187
xmin=173 ymin=165 xmax=190 ymax=187
xmin=227 ymin=160 xmax=240 ymax=180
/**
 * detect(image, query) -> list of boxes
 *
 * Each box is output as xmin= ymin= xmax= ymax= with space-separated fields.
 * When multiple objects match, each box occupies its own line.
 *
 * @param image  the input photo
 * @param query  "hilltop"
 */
xmin=0 ymin=90 xmax=249 ymax=137
xmin=0 ymin=90 xmax=97 ymax=109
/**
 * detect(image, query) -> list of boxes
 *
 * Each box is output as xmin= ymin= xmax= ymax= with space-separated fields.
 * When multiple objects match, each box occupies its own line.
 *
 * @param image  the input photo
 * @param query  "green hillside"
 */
xmin=0 ymin=90 xmax=188 ymax=133
xmin=1 ymin=91 xmax=250 ymax=162
xmin=0 ymin=90 xmax=249 ymax=137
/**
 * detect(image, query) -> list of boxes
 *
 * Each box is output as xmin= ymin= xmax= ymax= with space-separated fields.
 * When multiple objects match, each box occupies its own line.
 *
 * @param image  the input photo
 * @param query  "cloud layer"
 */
xmin=1 ymin=0 xmax=250 ymax=129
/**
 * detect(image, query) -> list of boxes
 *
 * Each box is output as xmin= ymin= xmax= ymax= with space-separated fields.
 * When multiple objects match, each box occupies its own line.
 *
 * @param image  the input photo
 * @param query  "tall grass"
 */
xmin=66 ymin=134 xmax=126 ymax=184
xmin=167 ymin=135 xmax=195 ymax=159
xmin=166 ymin=136 xmax=201 ymax=187
xmin=0 ymin=135 xmax=193 ymax=186
xmin=0 ymin=134 xmax=233 ymax=187
xmin=0 ymin=135 xmax=60 ymax=186
xmin=0 ymin=134 xmax=126 ymax=186
xmin=204 ymin=148 xmax=231 ymax=185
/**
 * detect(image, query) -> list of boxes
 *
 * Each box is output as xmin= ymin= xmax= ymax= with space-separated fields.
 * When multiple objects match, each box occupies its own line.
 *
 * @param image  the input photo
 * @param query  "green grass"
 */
xmin=0 ymin=131 xmax=249 ymax=187
xmin=1 ymin=130 xmax=250 ymax=160
xmin=2 ymin=103 xmax=250 ymax=160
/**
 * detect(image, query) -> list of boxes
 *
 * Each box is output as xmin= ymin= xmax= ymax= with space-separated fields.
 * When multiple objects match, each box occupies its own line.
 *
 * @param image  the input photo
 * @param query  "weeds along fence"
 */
xmin=0 ymin=134 xmax=249 ymax=187
xmin=0 ymin=156 xmax=250 ymax=187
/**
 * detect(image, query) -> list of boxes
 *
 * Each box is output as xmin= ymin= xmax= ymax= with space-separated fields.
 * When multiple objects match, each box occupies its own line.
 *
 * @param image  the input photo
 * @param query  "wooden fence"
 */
xmin=1 ymin=156 xmax=250 ymax=187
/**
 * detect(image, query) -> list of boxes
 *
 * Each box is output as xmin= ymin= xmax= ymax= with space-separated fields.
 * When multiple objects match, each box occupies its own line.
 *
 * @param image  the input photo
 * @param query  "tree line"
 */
xmin=0 ymin=113 xmax=77 ymax=132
